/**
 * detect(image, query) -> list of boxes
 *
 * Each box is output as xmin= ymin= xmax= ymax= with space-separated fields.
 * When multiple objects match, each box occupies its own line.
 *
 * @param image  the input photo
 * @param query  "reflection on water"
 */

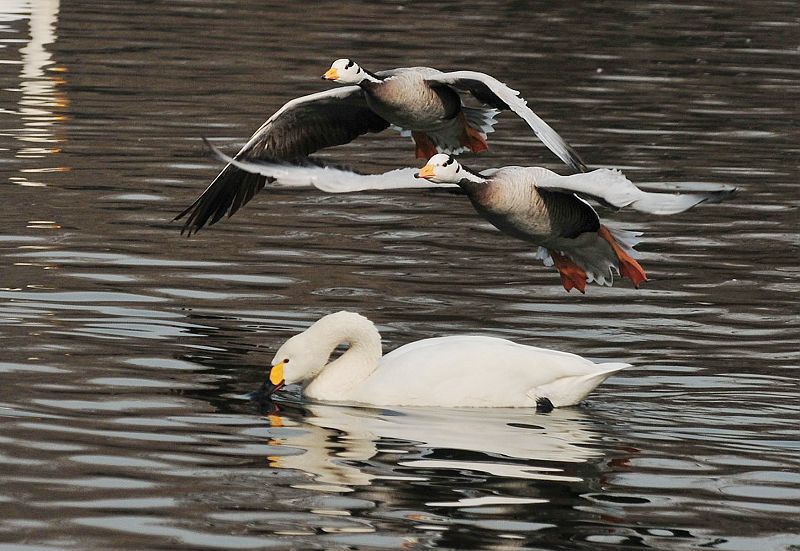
xmin=265 ymin=404 xmax=600 ymax=492
xmin=3 ymin=0 xmax=66 ymax=179
xmin=0 ymin=0 xmax=799 ymax=549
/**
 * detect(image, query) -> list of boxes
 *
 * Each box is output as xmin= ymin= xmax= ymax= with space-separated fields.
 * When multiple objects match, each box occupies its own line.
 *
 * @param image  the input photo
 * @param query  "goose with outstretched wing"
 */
xmin=416 ymin=154 xmax=735 ymax=292
xmin=175 ymin=59 xmax=586 ymax=234
xmin=203 ymin=146 xmax=734 ymax=293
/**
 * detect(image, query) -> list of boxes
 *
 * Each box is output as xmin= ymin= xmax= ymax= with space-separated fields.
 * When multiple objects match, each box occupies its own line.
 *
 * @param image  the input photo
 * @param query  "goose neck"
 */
xmin=457 ymin=166 xmax=488 ymax=190
xmin=359 ymin=70 xmax=383 ymax=87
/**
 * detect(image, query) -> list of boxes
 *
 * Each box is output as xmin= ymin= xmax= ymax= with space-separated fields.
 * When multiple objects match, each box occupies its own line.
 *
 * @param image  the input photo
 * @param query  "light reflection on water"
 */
xmin=1 ymin=0 xmax=799 ymax=550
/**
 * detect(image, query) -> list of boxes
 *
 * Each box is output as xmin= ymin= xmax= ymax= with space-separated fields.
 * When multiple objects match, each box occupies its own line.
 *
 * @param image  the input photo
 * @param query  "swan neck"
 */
xmin=304 ymin=313 xmax=383 ymax=400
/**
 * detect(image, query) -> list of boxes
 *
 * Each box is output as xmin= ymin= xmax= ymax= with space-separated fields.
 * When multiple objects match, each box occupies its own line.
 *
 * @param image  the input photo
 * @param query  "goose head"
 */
xmin=322 ymin=58 xmax=368 ymax=84
xmin=415 ymin=154 xmax=465 ymax=183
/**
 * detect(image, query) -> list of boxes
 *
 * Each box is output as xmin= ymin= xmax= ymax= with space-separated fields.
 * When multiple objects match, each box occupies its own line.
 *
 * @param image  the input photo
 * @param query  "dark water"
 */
xmin=1 ymin=1 xmax=799 ymax=549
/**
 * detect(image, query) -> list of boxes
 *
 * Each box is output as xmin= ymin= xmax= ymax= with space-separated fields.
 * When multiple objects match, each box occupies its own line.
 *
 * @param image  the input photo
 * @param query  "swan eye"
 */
xmin=282 ymin=358 xmax=290 ymax=364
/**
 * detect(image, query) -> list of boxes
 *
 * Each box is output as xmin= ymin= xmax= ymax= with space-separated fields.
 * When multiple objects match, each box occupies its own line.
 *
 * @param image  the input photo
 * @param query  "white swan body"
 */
xmin=268 ymin=311 xmax=628 ymax=408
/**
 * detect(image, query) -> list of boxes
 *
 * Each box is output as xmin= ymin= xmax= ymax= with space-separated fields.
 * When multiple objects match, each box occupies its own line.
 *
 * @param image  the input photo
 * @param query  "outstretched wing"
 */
xmin=201 ymin=139 xmax=460 ymax=193
xmin=175 ymin=87 xmax=390 ymax=234
xmin=529 ymin=167 xmax=736 ymax=214
xmin=425 ymin=71 xmax=588 ymax=173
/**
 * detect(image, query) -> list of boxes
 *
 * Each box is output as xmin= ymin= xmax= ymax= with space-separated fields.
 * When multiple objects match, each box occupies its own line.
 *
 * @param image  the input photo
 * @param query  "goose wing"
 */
xmin=425 ymin=71 xmax=588 ymax=173
xmin=201 ymin=139 xmax=459 ymax=193
xmin=175 ymin=86 xmax=390 ymax=234
xmin=530 ymin=167 xmax=736 ymax=214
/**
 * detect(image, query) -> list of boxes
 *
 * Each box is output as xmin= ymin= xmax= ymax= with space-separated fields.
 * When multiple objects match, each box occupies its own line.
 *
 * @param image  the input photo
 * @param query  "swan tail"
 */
xmin=527 ymin=362 xmax=629 ymax=408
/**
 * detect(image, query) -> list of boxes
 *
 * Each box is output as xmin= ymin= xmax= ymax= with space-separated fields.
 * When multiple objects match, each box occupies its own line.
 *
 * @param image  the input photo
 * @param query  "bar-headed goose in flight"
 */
xmin=417 ymin=154 xmax=735 ymax=292
xmin=201 ymin=146 xmax=734 ymax=293
xmin=175 ymin=58 xmax=587 ymax=234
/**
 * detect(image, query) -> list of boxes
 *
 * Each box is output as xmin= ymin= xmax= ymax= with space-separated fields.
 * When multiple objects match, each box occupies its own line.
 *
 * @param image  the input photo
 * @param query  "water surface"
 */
xmin=1 ymin=1 xmax=798 ymax=549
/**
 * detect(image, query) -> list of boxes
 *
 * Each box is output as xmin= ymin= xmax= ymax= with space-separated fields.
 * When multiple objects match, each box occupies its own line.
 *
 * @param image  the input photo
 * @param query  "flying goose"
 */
xmin=203 ymin=144 xmax=734 ymax=292
xmin=416 ymin=154 xmax=735 ymax=292
xmin=259 ymin=311 xmax=627 ymax=408
xmin=175 ymin=58 xmax=587 ymax=234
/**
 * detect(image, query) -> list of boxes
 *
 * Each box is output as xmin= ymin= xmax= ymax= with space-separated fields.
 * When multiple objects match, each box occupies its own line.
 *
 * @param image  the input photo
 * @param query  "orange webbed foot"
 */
xmin=459 ymin=113 xmax=489 ymax=153
xmin=549 ymin=249 xmax=587 ymax=294
xmin=598 ymin=226 xmax=648 ymax=288
xmin=412 ymin=132 xmax=438 ymax=160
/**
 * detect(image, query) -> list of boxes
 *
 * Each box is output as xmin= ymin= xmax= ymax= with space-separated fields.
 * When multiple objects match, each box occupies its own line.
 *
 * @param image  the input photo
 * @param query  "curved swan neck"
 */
xmin=304 ymin=312 xmax=383 ymax=400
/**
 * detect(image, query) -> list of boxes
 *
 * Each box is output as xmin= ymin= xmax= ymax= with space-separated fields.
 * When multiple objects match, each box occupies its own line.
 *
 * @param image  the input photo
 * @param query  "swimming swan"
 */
xmin=175 ymin=58 xmax=586 ymax=234
xmin=263 ymin=311 xmax=628 ymax=408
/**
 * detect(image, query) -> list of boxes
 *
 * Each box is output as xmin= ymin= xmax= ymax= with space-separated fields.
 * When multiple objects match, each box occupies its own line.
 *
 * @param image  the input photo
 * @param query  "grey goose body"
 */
xmin=362 ymin=68 xmax=463 ymax=131
xmin=417 ymin=154 xmax=735 ymax=293
xmin=175 ymin=59 xmax=586 ymax=234
xmin=460 ymin=167 xmax=601 ymax=245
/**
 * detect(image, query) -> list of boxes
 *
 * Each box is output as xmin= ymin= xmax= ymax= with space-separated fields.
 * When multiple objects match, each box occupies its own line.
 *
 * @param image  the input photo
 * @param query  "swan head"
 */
xmin=268 ymin=333 xmax=326 ymax=390
xmin=322 ymin=59 xmax=367 ymax=84
xmin=415 ymin=154 xmax=464 ymax=183
xmin=265 ymin=311 xmax=382 ymax=396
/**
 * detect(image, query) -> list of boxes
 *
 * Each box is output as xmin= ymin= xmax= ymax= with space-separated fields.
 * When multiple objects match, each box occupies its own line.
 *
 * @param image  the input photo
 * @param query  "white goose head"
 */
xmin=415 ymin=154 xmax=467 ymax=183
xmin=322 ymin=58 xmax=369 ymax=85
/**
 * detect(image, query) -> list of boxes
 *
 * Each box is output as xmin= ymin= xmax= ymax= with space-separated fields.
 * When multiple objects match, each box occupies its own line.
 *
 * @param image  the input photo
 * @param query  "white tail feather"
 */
xmin=463 ymin=105 xmax=500 ymax=138
xmin=527 ymin=362 xmax=629 ymax=407
xmin=425 ymin=106 xmax=500 ymax=155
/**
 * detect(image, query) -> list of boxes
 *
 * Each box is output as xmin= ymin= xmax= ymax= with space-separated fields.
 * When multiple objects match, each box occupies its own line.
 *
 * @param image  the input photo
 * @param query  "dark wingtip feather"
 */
xmin=701 ymin=187 xmax=737 ymax=204
xmin=174 ymin=143 xmax=268 ymax=235
xmin=568 ymin=149 xmax=590 ymax=174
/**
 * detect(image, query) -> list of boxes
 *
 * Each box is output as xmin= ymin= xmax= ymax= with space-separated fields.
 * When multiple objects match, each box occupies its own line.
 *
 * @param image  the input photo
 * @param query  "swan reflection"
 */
xmin=263 ymin=402 xmax=601 ymax=493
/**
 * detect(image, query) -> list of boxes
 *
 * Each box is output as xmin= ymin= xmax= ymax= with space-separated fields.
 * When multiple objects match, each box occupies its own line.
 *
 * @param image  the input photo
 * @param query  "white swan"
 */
xmin=264 ymin=311 xmax=628 ymax=408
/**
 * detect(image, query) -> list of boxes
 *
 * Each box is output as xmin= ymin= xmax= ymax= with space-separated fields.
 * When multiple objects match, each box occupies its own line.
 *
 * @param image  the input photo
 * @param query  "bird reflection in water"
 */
xmin=249 ymin=389 xmax=606 ymax=495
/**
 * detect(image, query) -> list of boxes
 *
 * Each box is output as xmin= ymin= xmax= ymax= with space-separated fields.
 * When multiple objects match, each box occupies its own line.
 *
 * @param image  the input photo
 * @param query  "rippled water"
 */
xmin=1 ymin=1 xmax=799 ymax=549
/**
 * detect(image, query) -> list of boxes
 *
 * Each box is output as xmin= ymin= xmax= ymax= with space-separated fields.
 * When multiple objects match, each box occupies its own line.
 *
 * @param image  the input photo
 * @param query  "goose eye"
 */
xmin=443 ymin=158 xmax=453 ymax=166
xmin=345 ymin=60 xmax=354 ymax=69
